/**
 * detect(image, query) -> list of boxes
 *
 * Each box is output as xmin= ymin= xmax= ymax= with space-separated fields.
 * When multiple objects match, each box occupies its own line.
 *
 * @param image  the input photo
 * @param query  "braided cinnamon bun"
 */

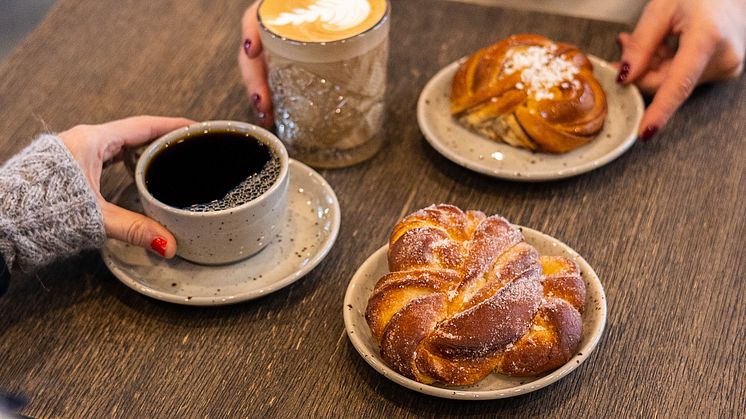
xmin=365 ymin=205 xmax=585 ymax=386
xmin=450 ymin=34 xmax=607 ymax=153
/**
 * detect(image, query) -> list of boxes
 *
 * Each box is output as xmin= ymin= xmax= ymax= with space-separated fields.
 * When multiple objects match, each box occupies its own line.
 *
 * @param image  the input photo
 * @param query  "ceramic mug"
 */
xmin=134 ymin=121 xmax=289 ymax=265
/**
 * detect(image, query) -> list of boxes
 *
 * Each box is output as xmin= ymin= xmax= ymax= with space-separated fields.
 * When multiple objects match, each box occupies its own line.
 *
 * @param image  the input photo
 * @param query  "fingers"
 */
xmin=638 ymin=29 xmax=716 ymax=139
xmin=100 ymin=200 xmax=177 ymax=258
xmin=98 ymin=116 xmax=195 ymax=160
xmin=615 ymin=37 xmax=675 ymax=94
xmin=617 ymin=1 xmax=673 ymax=84
xmin=632 ymin=63 xmax=672 ymax=95
xmin=238 ymin=46 xmax=275 ymax=128
xmin=239 ymin=2 xmax=274 ymax=128
xmin=241 ymin=2 xmax=263 ymax=59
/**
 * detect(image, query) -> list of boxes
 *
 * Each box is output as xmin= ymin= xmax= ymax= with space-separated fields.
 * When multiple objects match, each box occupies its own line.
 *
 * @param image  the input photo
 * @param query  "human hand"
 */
xmin=239 ymin=1 xmax=274 ymax=129
xmin=58 ymin=116 xmax=194 ymax=258
xmin=616 ymin=0 xmax=745 ymax=140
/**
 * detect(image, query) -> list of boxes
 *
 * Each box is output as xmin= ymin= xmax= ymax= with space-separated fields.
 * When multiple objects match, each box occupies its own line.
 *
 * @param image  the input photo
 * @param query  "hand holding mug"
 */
xmin=58 ymin=116 xmax=194 ymax=258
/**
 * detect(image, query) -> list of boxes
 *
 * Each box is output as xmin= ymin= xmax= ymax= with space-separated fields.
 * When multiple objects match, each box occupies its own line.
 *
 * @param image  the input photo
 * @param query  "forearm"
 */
xmin=0 ymin=134 xmax=106 ymax=274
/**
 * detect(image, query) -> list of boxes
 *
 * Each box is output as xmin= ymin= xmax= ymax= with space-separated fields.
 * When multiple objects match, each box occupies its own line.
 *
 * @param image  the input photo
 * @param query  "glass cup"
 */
xmin=258 ymin=1 xmax=390 ymax=168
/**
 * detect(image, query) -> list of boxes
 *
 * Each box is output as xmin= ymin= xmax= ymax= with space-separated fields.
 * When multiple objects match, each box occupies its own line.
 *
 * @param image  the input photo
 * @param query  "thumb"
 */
xmin=101 ymin=201 xmax=177 ymax=258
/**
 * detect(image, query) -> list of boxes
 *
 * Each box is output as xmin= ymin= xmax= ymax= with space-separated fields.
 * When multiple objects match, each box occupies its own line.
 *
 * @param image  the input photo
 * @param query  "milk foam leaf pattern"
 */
xmin=365 ymin=204 xmax=586 ymax=385
xmin=265 ymin=0 xmax=371 ymax=32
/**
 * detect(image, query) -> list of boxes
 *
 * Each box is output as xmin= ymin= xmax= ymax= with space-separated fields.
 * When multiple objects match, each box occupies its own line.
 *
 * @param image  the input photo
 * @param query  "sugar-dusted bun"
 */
xmin=494 ymin=256 xmax=586 ymax=376
xmin=365 ymin=204 xmax=585 ymax=385
xmin=450 ymin=34 xmax=607 ymax=153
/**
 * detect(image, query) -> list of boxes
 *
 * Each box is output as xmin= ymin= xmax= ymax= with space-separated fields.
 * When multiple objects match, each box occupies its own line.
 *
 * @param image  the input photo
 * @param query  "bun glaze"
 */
xmin=450 ymin=35 xmax=607 ymax=153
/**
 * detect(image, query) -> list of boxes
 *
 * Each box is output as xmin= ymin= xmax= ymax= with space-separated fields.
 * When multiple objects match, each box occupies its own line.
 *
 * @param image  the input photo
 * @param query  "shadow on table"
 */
xmin=98 ymin=257 xmax=330 ymax=325
xmin=418 ymin=134 xmax=640 ymax=196
xmin=0 ymin=247 xmax=328 ymax=335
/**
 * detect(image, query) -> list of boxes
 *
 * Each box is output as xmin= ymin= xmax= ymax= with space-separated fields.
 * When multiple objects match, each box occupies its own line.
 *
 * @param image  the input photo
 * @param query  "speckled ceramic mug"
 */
xmin=135 ymin=121 xmax=289 ymax=265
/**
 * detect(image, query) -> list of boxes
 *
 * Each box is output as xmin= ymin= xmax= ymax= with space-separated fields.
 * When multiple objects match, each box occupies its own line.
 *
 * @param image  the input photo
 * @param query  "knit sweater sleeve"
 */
xmin=0 ymin=134 xmax=106 ymax=272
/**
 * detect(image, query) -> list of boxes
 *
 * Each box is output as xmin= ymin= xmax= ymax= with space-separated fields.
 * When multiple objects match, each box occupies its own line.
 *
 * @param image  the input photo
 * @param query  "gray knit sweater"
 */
xmin=0 ymin=135 xmax=106 ymax=272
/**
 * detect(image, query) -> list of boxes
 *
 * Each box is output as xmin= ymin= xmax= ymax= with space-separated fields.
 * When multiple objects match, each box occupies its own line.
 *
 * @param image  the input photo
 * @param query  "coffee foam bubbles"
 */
xmin=185 ymin=156 xmax=281 ymax=213
xmin=260 ymin=0 xmax=387 ymax=43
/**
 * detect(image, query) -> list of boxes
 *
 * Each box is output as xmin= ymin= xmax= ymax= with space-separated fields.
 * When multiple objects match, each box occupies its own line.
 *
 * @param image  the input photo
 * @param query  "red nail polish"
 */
xmin=151 ymin=237 xmax=167 ymax=257
xmin=616 ymin=62 xmax=630 ymax=84
xmin=252 ymin=93 xmax=261 ymax=108
xmin=243 ymin=39 xmax=252 ymax=57
xmin=640 ymin=125 xmax=658 ymax=142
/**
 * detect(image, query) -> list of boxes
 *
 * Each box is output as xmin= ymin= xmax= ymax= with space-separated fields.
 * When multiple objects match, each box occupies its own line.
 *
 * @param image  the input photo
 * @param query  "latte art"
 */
xmin=260 ymin=0 xmax=387 ymax=43
xmin=267 ymin=0 xmax=370 ymax=32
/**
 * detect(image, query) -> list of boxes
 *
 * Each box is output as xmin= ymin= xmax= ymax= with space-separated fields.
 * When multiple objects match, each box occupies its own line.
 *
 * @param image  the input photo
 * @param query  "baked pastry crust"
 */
xmin=450 ymin=34 xmax=607 ymax=153
xmin=365 ymin=204 xmax=585 ymax=385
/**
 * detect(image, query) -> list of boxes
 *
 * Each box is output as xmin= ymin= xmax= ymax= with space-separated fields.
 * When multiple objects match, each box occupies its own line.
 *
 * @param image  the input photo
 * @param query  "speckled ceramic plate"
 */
xmin=417 ymin=56 xmax=644 ymax=181
xmin=343 ymin=227 xmax=607 ymax=400
xmin=102 ymin=159 xmax=340 ymax=306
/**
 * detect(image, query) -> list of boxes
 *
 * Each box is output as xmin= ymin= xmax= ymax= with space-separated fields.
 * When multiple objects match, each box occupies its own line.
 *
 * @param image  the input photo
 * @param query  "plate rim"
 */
xmin=416 ymin=55 xmax=644 ymax=181
xmin=343 ymin=226 xmax=607 ymax=400
xmin=101 ymin=159 xmax=341 ymax=306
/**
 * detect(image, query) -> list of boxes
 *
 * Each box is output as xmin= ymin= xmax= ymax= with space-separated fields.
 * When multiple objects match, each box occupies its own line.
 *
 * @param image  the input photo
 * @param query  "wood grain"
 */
xmin=0 ymin=0 xmax=744 ymax=417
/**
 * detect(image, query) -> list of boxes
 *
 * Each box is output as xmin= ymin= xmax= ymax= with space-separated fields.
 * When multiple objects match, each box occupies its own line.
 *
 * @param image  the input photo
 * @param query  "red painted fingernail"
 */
xmin=243 ymin=39 xmax=252 ymax=57
xmin=150 ymin=237 xmax=167 ymax=257
xmin=640 ymin=125 xmax=658 ymax=142
xmin=252 ymin=93 xmax=261 ymax=109
xmin=616 ymin=62 xmax=630 ymax=84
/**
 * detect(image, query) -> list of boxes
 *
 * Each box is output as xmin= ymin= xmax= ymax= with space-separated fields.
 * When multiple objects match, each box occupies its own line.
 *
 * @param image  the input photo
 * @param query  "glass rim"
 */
xmin=257 ymin=0 xmax=390 ymax=46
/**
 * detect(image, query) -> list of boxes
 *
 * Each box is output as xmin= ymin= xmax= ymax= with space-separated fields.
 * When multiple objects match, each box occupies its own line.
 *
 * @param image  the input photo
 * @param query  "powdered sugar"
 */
xmin=447 ymin=289 xmax=459 ymax=301
xmin=502 ymin=45 xmax=579 ymax=101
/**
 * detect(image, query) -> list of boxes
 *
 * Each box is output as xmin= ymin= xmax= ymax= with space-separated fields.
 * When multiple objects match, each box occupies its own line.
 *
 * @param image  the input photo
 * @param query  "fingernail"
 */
xmin=243 ymin=39 xmax=252 ymax=57
xmin=616 ymin=61 xmax=630 ymax=84
xmin=640 ymin=125 xmax=659 ymax=142
xmin=258 ymin=111 xmax=266 ymax=122
xmin=252 ymin=93 xmax=261 ymax=109
xmin=150 ymin=237 xmax=167 ymax=257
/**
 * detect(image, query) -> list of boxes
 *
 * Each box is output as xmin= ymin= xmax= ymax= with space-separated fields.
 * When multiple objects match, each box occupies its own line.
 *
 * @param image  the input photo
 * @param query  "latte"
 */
xmin=259 ymin=0 xmax=387 ymax=43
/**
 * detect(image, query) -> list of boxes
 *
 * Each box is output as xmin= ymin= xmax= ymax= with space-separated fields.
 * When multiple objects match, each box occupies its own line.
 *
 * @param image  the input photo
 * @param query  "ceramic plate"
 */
xmin=417 ymin=56 xmax=644 ymax=181
xmin=102 ymin=159 xmax=340 ymax=306
xmin=343 ymin=227 xmax=607 ymax=400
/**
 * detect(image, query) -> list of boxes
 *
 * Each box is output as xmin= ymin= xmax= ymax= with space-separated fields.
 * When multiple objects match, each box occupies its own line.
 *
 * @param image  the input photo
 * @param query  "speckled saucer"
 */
xmin=343 ymin=227 xmax=607 ymax=400
xmin=102 ymin=160 xmax=340 ymax=306
xmin=417 ymin=56 xmax=644 ymax=181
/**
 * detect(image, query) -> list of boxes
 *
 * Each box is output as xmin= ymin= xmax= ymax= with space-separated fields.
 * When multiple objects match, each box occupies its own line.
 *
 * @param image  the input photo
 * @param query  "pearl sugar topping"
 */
xmin=502 ymin=45 xmax=580 ymax=101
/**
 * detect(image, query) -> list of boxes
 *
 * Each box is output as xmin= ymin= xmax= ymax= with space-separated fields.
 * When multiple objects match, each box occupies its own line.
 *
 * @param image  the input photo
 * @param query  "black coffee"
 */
xmin=145 ymin=131 xmax=280 ymax=212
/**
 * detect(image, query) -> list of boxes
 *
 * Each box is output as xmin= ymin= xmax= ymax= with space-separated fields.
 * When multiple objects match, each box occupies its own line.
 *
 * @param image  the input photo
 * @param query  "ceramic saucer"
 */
xmin=417 ymin=56 xmax=644 ymax=181
xmin=343 ymin=227 xmax=607 ymax=400
xmin=102 ymin=159 xmax=340 ymax=306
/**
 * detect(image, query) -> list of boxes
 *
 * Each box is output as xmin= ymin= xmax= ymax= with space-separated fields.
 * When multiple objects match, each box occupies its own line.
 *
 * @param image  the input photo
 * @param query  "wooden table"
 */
xmin=0 ymin=0 xmax=744 ymax=417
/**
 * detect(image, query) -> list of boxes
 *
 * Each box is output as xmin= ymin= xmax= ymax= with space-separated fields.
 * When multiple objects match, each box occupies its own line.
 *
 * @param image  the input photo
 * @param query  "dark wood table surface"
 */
xmin=0 ymin=0 xmax=744 ymax=417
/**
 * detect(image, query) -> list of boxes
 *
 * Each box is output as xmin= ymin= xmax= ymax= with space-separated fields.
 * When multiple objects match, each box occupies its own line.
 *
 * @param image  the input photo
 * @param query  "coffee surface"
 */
xmin=145 ymin=131 xmax=280 ymax=211
xmin=259 ymin=0 xmax=387 ymax=43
